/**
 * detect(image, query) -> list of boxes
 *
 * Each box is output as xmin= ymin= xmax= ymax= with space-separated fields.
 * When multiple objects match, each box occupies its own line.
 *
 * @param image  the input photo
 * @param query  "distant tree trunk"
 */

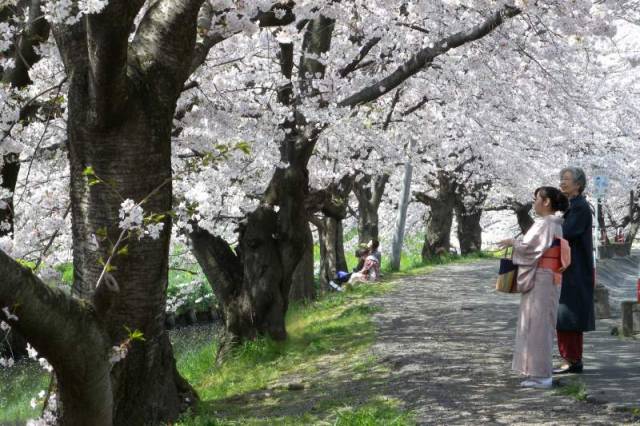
xmin=597 ymin=198 xmax=609 ymax=244
xmin=514 ymin=202 xmax=534 ymax=235
xmin=627 ymin=221 xmax=639 ymax=245
xmin=415 ymin=171 xmax=456 ymax=261
xmin=625 ymin=191 xmax=637 ymax=244
xmin=455 ymin=209 xmax=483 ymax=254
xmin=421 ymin=198 xmax=455 ymax=260
xmin=0 ymin=154 xmax=19 ymax=237
xmin=313 ymin=216 xmax=348 ymax=291
xmin=0 ymin=1 xmax=50 ymax=237
xmin=353 ymin=173 xmax=389 ymax=245
xmin=290 ymin=221 xmax=316 ymax=302
xmin=454 ymin=180 xmax=489 ymax=255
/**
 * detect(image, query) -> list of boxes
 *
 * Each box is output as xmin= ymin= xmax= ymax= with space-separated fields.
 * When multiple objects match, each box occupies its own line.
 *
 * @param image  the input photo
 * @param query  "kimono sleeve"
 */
xmin=512 ymin=220 xmax=554 ymax=267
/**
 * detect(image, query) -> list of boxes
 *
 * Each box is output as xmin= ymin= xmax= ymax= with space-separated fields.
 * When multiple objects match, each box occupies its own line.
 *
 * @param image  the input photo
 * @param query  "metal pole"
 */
xmin=594 ymin=197 xmax=599 ymax=264
xmin=390 ymin=138 xmax=416 ymax=271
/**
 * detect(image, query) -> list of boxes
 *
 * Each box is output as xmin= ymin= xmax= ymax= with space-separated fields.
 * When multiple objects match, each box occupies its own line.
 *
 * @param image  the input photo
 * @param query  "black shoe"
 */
xmin=553 ymin=361 xmax=583 ymax=374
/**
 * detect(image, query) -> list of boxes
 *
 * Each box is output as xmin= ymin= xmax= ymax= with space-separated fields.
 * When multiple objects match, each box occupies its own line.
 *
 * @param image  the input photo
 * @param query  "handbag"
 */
xmin=496 ymin=247 xmax=518 ymax=293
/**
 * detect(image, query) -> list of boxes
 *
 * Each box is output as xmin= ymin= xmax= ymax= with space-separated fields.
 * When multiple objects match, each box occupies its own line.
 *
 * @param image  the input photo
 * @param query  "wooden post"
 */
xmin=621 ymin=301 xmax=636 ymax=337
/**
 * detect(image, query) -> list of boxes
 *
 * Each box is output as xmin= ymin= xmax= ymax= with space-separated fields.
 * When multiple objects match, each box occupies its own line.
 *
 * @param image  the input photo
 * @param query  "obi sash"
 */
xmin=538 ymin=237 xmax=571 ymax=285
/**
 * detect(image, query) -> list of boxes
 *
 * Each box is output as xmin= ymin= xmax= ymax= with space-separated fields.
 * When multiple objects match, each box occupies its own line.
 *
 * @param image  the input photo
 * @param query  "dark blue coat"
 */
xmin=557 ymin=195 xmax=595 ymax=332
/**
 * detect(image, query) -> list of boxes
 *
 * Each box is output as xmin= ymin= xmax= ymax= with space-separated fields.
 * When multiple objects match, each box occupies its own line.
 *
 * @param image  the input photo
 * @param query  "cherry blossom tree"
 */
xmin=0 ymin=1 xmax=636 ymax=423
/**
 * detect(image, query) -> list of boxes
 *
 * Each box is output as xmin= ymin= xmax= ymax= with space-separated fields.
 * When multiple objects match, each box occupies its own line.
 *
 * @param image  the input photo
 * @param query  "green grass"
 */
xmin=556 ymin=378 xmax=587 ymax=401
xmin=178 ymin=398 xmax=413 ymax=426
xmin=174 ymin=282 xmax=413 ymax=425
xmin=0 ymin=359 xmax=50 ymax=422
xmin=176 ymin=283 xmax=391 ymax=403
xmin=332 ymin=397 xmax=414 ymax=425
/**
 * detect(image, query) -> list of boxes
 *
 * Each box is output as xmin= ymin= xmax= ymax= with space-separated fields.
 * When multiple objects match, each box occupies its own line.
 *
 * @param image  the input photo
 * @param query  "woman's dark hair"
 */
xmin=535 ymin=186 xmax=569 ymax=212
xmin=370 ymin=239 xmax=380 ymax=250
xmin=355 ymin=247 xmax=369 ymax=257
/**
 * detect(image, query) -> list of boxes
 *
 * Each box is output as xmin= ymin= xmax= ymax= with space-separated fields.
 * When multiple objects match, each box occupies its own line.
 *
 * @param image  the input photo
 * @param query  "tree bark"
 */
xmin=353 ymin=173 xmax=389 ymax=245
xmin=455 ymin=208 xmax=483 ymax=254
xmin=190 ymin=162 xmax=312 ymax=344
xmin=290 ymin=222 xmax=316 ymax=302
xmin=415 ymin=171 xmax=456 ymax=261
xmin=454 ymin=180 xmax=489 ymax=255
xmin=0 ymin=153 xmax=19 ymax=237
xmin=420 ymin=196 xmax=455 ymax=260
xmin=515 ymin=202 xmax=534 ymax=235
xmin=0 ymin=250 xmax=113 ymax=425
xmin=42 ymin=1 xmax=204 ymax=422
xmin=313 ymin=215 xmax=348 ymax=291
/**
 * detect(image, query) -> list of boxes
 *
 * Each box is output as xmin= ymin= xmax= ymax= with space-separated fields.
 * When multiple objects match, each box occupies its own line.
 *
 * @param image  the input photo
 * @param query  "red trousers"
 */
xmin=557 ymin=330 xmax=583 ymax=362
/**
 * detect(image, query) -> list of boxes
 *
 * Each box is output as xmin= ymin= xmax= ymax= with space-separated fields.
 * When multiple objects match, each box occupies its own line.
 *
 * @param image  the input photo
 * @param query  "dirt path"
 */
xmin=370 ymin=260 xmax=639 ymax=425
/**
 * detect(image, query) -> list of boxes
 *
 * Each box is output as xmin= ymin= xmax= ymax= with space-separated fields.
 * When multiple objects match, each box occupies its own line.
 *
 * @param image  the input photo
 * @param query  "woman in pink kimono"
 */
xmin=499 ymin=187 xmax=570 ymax=389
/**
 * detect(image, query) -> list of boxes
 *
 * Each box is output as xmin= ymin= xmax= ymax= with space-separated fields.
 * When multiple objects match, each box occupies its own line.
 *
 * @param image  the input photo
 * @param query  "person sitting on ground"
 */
xmin=352 ymin=247 xmax=368 ymax=273
xmin=328 ymin=248 xmax=369 ymax=291
xmin=348 ymin=247 xmax=380 ymax=284
xmin=368 ymin=239 xmax=381 ymax=264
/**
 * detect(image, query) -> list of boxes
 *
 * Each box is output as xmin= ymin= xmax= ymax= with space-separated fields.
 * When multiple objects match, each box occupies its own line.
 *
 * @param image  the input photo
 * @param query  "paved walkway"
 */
xmin=370 ymin=260 xmax=640 ymax=425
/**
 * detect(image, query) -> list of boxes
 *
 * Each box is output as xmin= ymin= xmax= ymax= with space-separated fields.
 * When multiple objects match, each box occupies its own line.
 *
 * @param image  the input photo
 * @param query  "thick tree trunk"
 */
xmin=51 ymin=1 xmax=204 ymax=421
xmin=421 ymin=197 xmax=455 ymax=260
xmin=190 ymin=171 xmax=309 ymax=344
xmin=190 ymin=14 xmax=334 ymax=347
xmin=453 ymin=177 xmax=489 ymax=255
xmin=290 ymin=222 xmax=316 ymax=302
xmin=66 ymin=79 xmax=195 ymax=422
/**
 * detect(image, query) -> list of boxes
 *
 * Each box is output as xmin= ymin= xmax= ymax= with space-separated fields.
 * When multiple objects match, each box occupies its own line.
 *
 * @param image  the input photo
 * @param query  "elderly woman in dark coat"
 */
xmin=555 ymin=166 xmax=595 ymax=374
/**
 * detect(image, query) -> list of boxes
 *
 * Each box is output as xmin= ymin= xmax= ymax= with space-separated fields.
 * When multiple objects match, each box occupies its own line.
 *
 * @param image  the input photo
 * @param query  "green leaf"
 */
xmin=235 ymin=141 xmax=252 ymax=155
xmin=82 ymin=166 xmax=95 ymax=176
xmin=117 ymin=245 xmax=129 ymax=256
xmin=16 ymin=258 xmax=36 ymax=271
xmin=124 ymin=326 xmax=146 ymax=342
xmin=96 ymin=227 xmax=108 ymax=239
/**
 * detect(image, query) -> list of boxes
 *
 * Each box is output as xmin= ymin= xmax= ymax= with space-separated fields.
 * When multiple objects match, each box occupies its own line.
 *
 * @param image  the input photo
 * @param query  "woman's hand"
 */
xmin=497 ymin=238 xmax=514 ymax=249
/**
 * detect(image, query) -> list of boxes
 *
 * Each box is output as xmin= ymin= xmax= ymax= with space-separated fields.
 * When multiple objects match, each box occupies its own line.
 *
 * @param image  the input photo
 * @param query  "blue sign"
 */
xmin=593 ymin=175 xmax=608 ymax=197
